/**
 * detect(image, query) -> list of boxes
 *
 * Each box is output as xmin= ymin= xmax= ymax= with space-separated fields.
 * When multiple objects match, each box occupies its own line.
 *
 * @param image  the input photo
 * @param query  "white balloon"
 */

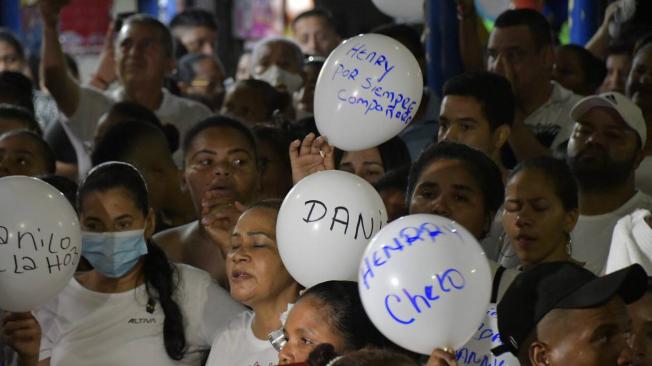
xmin=456 ymin=304 xmax=521 ymax=366
xmin=277 ymin=170 xmax=387 ymax=288
xmin=372 ymin=0 xmax=424 ymax=21
xmin=0 ymin=176 xmax=81 ymax=311
xmin=358 ymin=214 xmax=492 ymax=354
xmin=314 ymin=33 xmax=423 ymax=151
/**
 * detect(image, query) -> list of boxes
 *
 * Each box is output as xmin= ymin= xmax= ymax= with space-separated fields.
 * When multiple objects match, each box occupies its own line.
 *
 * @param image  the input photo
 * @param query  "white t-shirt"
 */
xmin=62 ymin=86 xmax=212 ymax=177
xmin=635 ymin=156 xmax=652 ymax=196
xmin=524 ymin=81 xmax=581 ymax=151
xmin=605 ymin=209 xmax=652 ymax=275
xmin=572 ymin=191 xmax=652 ymax=274
xmin=206 ymin=311 xmax=279 ymax=366
xmin=35 ymin=264 xmax=244 ymax=366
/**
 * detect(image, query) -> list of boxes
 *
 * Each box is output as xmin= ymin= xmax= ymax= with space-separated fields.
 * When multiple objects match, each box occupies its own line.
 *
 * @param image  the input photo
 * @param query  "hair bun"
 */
xmin=307 ymin=343 xmax=340 ymax=366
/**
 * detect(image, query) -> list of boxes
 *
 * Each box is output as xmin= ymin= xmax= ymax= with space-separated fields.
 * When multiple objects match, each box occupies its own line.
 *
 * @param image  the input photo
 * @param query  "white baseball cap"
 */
xmin=570 ymin=92 xmax=647 ymax=147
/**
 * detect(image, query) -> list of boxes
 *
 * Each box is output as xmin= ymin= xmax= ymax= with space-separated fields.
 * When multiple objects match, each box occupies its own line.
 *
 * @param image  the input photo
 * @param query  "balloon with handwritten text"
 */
xmin=358 ymin=214 xmax=492 ymax=354
xmin=277 ymin=170 xmax=387 ymax=288
xmin=371 ymin=0 xmax=424 ymax=21
xmin=0 ymin=176 xmax=81 ymax=311
xmin=314 ymin=33 xmax=423 ymax=151
xmin=457 ymin=304 xmax=520 ymax=366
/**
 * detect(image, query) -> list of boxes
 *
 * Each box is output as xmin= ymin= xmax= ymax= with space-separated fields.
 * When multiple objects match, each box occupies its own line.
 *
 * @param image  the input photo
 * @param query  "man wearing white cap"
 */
xmin=566 ymin=91 xmax=652 ymax=274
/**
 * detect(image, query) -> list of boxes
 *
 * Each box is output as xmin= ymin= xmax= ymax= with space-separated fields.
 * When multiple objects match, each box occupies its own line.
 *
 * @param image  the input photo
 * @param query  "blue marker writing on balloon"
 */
xmin=336 ymin=88 xmax=417 ymax=125
xmin=474 ymin=322 xmax=502 ymax=343
xmin=384 ymin=268 xmax=466 ymax=326
xmin=345 ymin=43 xmax=395 ymax=82
xmin=456 ymin=348 xmax=506 ymax=366
xmin=331 ymin=63 xmax=359 ymax=81
xmin=361 ymin=222 xmax=458 ymax=290
xmin=385 ymin=294 xmax=414 ymax=325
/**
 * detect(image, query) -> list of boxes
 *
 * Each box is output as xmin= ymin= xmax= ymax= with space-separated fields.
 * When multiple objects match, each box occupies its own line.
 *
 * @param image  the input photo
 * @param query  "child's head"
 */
xmin=279 ymin=281 xmax=388 ymax=364
xmin=0 ymin=104 xmax=41 ymax=135
xmin=0 ymin=129 xmax=55 ymax=178
xmin=221 ymin=79 xmax=283 ymax=125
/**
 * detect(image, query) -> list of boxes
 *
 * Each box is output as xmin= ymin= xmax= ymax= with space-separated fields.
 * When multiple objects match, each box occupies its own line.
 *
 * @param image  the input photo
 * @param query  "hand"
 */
xmin=425 ymin=348 xmax=458 ymax=366
xmin=90 ymin=22 xmax=117 ymax=89
xmin=38 ymin=0 xmax=71 ymax=28
xmin=1 ymin=312 xmax=41 ymax=362
xmin=601 ymin=0 xmax=621 ymax=29
xmin=289 ymin=133 xmax=335 ymax=184
xmin=200 ymin=195 xmax=247 ymax=256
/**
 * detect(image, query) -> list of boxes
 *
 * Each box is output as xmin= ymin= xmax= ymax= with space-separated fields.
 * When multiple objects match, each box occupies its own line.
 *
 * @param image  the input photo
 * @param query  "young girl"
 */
xmin=35 ymin=162 xmax=243 ymax=366
xmin=277 ymin=281 xmax=390 ymax=365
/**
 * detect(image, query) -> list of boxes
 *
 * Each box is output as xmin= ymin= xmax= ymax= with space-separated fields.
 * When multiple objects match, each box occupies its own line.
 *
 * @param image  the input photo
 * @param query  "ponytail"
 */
xmin=142 ymin=240 xmax=187 ymax=360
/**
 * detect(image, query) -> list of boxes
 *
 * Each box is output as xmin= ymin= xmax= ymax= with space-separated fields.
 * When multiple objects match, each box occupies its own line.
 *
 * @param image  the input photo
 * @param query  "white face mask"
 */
xmin=254 ymin=65 xmax=303 ymax=94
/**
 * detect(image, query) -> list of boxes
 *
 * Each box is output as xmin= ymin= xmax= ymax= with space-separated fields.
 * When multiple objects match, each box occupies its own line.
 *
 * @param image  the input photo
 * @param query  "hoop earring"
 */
xmin=565 ymin=233 xmax=572 ymax=255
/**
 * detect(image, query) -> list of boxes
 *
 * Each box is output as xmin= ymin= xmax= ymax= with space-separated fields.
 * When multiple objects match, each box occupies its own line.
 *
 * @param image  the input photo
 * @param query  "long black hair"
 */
xmin=77 ymin=161 xmax=186 ymax=360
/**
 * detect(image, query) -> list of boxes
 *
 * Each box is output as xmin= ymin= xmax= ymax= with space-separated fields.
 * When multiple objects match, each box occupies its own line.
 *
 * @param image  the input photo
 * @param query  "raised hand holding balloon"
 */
xmin=277 ymin=170 xmax=387 ymax=288
xmin=358 ymin=214 xmax=492 ymax=355
xmin=314 ymin=34 xmax=423 ymax=151
xmin=0 ymin=176 xmax=81 ymax=311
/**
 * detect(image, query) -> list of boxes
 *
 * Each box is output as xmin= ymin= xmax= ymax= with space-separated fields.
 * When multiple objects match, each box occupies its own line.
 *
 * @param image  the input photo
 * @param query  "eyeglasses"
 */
xmin=268 ymin=328 xmax=287 ymax=352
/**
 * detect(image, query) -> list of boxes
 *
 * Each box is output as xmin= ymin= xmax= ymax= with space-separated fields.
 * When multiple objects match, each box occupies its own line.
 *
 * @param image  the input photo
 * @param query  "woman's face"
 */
xmin=502 ymin=168 xmax=577 ymax=267
xmin=409 ymin=159 xmax=490 ymax=240
xmin=183 ymin=126 xmax=260 ymax=214
xmin=278 ymin=296 xmax=345 ymax=364
xmin=227 ymin=207 xmax=296 ymax=307
xmin=0 ymin=40 xmax=23 ymax=72
xmin=339 ymin=148 xmax=384 ymax=183
xmin=80 ymin=187 xmax=152 ymax=236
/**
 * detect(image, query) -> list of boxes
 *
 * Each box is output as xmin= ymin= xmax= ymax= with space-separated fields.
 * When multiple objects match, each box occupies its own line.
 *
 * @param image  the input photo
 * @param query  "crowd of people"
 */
xmin=1 ymin=1 xmax=652 ymax=365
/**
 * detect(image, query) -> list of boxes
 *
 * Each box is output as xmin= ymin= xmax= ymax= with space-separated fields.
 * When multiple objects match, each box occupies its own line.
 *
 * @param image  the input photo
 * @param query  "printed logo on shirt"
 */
xmin=127 ymin=318 xmax=157 ymax=324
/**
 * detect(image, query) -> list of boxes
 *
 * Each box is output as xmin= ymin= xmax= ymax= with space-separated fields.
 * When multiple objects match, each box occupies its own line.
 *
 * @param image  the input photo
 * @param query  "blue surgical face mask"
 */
xmin=81 ymin=229 xmax=149 ymax=278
